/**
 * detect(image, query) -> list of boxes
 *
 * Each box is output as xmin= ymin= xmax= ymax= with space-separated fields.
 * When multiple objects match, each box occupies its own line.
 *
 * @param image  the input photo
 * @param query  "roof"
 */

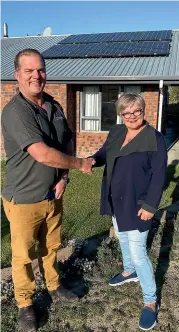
xmin=1 ymin=30 xmax=179 ymax=83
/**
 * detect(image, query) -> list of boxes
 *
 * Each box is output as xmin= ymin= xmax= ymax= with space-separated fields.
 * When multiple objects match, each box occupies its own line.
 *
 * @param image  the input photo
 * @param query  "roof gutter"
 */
xmin=2 ymin=76 xmax=179 ymax=84
xmin=48 ymin=75 xmax=179 ymax=82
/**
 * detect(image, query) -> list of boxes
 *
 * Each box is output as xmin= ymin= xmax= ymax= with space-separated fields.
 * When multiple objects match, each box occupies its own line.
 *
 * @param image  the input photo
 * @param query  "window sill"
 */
xmin=80 ymin=130 xmax=109 ymax=133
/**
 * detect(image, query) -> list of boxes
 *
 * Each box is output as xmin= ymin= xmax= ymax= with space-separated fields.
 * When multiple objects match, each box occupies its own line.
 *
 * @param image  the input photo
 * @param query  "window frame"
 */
xmin=80 ymin=87 xmax=102 ymax=132
xmin=80 ymin=85 xmax=143 ymax=132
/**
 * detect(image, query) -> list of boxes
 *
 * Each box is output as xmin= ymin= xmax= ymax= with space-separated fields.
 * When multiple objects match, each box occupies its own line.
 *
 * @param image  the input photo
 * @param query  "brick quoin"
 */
xmin=0 ymin=83 xmax=159 ymax=158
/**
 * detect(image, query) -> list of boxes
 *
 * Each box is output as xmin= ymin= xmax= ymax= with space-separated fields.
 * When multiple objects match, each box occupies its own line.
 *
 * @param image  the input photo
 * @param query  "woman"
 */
xmin=92 ymin=93 xmax=167 ymax=331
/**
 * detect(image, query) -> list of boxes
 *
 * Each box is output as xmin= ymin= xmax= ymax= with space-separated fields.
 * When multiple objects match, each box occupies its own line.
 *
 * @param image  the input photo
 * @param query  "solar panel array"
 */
xmin=43 ymin=41 xmax=170 ymax=58
xmin=58 ymin=30 xmax=172 ymax=44
xmin=42 ymin=30 xmax=172 ymax=59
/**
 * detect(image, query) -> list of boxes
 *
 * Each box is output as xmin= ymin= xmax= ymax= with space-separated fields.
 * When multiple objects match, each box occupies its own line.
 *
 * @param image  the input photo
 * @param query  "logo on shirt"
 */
xmin=55 ymin=116 xmax=63 ymax=120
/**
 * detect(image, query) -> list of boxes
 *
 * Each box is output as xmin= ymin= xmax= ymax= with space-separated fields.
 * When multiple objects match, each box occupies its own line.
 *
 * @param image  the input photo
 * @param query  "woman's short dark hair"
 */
xmin=14 ymin=49 xmax=45 ymax=71
xmin=116 ymin=93 xmax=145 ymax=114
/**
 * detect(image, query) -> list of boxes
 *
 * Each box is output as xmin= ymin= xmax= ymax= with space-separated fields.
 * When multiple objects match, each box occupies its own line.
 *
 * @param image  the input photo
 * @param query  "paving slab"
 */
xmin=1 ymin=246 xmax=73 ymax=282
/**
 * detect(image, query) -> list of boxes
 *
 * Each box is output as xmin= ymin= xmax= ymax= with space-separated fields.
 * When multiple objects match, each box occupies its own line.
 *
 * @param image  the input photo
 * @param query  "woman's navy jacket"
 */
xmin=92 ymin=123 xmax=167 ymax=232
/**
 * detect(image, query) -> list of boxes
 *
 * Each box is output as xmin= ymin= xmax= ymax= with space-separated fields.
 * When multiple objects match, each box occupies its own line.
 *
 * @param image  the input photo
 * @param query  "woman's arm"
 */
xmin=91 ymin=140 xmax=108 ymax=167
xmin=141 ymin=134 xmax=168 ymax=214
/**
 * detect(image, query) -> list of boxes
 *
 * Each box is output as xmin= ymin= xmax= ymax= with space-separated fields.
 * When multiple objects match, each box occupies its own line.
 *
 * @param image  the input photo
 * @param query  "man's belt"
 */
xmin=45 ymin=191 xmax=55 ymax=200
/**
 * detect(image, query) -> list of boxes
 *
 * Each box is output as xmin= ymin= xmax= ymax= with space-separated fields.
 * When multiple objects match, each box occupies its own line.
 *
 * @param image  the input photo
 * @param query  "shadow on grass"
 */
xmin=1 ymin=163 xmax=178 ymax=330
xmin=1 ymin=200 xmax=12 ymax=267
xmin=155 ymin=219 xmax=175 ymax=306
xmin=59 ymin=231 xmax=109 ymax=298
xmin=147 ymin=218 xmax=175 ymax=306
xmin=31 ymin=231 xmax=109 ymax=329
xmin=147 ymin=163 xmax=179 ymax=306
xmin=33 ymin=291 xmax=52 ymax=330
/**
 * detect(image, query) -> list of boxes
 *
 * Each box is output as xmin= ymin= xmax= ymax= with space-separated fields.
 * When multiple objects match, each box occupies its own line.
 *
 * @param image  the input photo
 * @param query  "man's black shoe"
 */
xmin=19 ymin=305 xmax=37 ymax=332
xmin=49 ymin=285 xmax=79 ymax=303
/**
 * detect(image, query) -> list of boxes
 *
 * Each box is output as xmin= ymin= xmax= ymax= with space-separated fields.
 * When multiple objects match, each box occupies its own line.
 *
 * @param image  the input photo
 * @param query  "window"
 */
xmin=124 ymin=85 xmax=141 ymax=94
xmin=80 ymin=85 xmax=142 ymax=131
xmin=80 ymin=86 xmax=101 ymax=131
xmin=101 ymin=86 xmax=121 ymax=131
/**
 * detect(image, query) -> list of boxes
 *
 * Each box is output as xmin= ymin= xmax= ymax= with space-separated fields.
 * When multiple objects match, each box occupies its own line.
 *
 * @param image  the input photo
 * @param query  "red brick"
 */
xmin=1 ymin=83 xmax=159 ymax=158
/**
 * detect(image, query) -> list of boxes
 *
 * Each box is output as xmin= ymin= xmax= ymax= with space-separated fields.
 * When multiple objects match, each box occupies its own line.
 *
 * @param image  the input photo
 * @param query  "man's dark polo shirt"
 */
xmin=1 ymin=92 xmax=72 ymax=204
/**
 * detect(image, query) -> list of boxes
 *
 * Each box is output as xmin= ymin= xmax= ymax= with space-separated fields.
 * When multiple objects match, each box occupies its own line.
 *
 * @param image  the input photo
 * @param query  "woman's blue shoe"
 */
xmin=139 ymin=304 xmax=159 ymax=330
xmin=109 ymin=271 xmax=139 ymax=286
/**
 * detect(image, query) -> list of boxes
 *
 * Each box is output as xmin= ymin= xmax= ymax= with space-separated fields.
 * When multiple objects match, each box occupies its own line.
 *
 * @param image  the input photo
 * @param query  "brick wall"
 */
xmin=0 ymin=82 xmax=67 ymax=159
xmin=144 ymin=86 xmax=159 ymax=128
xmin=74 ymin=85 xmax=159 ymax=157
xmin=1 ymin=83 xmax=18 ymax=110
xmin=75 ymin=90 xmax=108 ymax=157
xmin=45 ymin=83 xmax=67 ymax=115
xmin=1 ymin=82 xmax=159 ymax=159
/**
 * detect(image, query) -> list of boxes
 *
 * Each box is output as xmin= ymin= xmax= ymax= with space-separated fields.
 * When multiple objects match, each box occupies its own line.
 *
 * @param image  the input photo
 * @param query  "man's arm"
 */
xmin=27 ymin=141 xmax=93 ymax=173
xmin=53 ymin=140 xmax=74 ymax=199
xmin=2 ymin=103 xmax=93 ymax=174
xmin=66 ymin=139 xmax=74 ymax=156
xmin=61 ymin=139 xmax=74 ymax=177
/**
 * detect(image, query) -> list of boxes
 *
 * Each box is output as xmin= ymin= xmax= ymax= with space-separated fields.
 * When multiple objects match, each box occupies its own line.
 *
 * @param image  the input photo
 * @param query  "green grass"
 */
xmin=62 ymin=168 xmax=111 ymax=240
xmin=1 ymin=162 xmax=179 ymax=332
xmin=159 ymin=164 xmax=179 ymax=208
xmin=1 ymin=162 xmax=111 ymax=266
xmin=1 ymin=206 xmax=11 ymax=267
xmin=1 ymin=160 xmax=11 ymax=266
xmin=2 ymin=229 xmax=179 ymax=331
xmin=1 ymin=159 xmax=6 ymax=190
xmin=1 ymin=161 xmax=179 ymax=267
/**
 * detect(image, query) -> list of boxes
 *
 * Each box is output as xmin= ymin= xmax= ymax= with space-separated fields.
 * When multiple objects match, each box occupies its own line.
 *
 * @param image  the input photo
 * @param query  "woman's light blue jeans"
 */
xmin=112 ymin=216 xmax=156 ymax=304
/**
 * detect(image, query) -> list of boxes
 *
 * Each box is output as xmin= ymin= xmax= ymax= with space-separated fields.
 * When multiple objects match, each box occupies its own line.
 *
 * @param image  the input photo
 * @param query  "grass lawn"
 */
xmin=1 ymin=161 xmax=179 ymax=331
xmin=1 ymin=162 xmax=111 ymax=266
xmin=1 ymin=160 xmax=179 ymax=267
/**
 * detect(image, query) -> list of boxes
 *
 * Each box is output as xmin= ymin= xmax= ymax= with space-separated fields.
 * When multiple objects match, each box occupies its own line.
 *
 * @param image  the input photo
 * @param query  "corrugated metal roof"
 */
xmin=1 ymin=35 xmax=68 ymax=78
xmin=1 ymin=31 xmax=179 ymax=82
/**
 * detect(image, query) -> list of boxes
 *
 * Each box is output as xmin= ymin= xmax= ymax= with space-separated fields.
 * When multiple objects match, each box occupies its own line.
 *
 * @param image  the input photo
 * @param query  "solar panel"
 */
xmin=42 ymin=40 xmax=170 ymax=59
xmin=59 ymin=30 xmax=172 ymax=44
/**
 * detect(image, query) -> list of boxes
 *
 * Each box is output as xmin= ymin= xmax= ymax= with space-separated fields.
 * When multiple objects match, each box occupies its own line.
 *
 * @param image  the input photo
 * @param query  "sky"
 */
xmin=1 ymin=1 xmax=179 ymax=38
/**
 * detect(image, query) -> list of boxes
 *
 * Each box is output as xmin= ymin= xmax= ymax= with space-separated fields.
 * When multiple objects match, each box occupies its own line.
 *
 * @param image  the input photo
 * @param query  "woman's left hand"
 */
xmin=137 ymin=208 xmax=154 ymax=221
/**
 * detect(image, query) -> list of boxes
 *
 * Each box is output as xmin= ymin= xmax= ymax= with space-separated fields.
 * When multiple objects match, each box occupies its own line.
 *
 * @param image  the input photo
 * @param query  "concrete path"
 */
xmin=167 ymin=139 xmax=179 ymax=165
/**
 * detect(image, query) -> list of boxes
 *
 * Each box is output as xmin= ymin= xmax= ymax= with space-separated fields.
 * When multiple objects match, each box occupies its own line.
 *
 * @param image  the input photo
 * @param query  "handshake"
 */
xmin=79 ymin=157 xmax=96 ymax=174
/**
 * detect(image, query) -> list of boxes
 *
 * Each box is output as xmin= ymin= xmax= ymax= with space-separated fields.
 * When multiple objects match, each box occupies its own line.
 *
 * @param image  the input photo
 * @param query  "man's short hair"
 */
xmin=14 ymin=49 xmax=46 ymax=71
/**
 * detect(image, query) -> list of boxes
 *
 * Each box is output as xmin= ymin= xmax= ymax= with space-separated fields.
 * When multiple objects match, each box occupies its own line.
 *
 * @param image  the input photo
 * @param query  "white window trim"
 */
xmin=80 ymin=88 xmax=102 ymax=132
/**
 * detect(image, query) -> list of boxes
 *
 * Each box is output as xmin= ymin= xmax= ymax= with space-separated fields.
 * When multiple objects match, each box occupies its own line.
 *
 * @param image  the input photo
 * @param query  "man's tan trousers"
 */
xmin=3 ymin=197 xmax=63 ymax=308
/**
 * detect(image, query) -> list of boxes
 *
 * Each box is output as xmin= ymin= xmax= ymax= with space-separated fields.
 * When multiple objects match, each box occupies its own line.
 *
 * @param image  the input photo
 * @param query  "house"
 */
xmin=1 ymin=29 xmax=179 ymax=158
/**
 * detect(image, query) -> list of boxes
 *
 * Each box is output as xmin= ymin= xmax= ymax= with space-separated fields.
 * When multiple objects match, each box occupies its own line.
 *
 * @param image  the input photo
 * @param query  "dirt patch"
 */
xmin=1 ymin=219 xmax=179 ymax=332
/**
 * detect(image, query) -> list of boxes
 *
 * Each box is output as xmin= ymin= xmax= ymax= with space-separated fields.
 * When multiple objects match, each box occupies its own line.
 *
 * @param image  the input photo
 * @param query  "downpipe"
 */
xmin=157 ymin=79 xmax=164 ymax=132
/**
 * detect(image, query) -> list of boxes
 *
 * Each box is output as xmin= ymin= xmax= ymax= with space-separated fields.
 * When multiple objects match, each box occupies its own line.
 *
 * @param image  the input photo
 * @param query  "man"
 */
xmin=1 ymin=48 xmax=94 ymax=332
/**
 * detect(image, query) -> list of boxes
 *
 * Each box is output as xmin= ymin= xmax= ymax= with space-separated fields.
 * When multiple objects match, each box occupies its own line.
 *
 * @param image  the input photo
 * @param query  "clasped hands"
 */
xmin=53 ymin=158 xmax=154 ymax=223
xmin=80 ymin=160 xmax=155 ymax=222
xmin=80 ymin=157 xmax=96 ymax=174
xmin=52 ymin=158 xmax=95 ymax=200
